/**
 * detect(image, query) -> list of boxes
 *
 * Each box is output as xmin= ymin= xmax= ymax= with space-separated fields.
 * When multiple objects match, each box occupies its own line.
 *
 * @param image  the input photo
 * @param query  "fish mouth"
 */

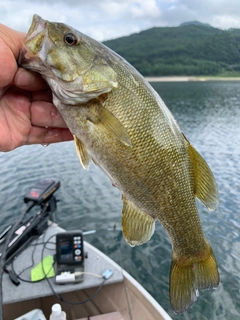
xmin=18 ymin=15 xmax=50 ymax=67
xmin=18 ymin=14 xmax=119 ymax=104
xmin=26 ymin=14 xmax=47 ymax=44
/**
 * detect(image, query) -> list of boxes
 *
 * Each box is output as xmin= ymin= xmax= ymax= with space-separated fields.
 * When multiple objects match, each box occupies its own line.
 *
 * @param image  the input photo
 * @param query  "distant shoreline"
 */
xmin=145 ymin=76 xmax=240 ymax=82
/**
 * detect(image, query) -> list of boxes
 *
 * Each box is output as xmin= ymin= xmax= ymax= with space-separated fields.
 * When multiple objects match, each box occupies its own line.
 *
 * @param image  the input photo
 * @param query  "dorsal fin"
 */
xmin=122 ymin=198 xmax=155 ymax=247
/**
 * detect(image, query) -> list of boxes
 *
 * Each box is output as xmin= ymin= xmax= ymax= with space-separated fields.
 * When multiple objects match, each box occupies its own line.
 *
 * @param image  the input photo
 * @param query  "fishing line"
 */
xmin=117 ymin=234 xmax=134 ymax=320
xmin=106 ymin=224 xmax=133 ymax=320
xmin=10 ymin=236 xmax=54 ymax=284
xmin=13 ymin=233 xmax=40 ymax=278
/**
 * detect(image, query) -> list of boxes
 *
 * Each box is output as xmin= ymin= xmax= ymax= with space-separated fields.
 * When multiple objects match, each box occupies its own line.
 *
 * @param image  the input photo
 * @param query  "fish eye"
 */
xmin=64 ymin=33 xmax=79 ymax=46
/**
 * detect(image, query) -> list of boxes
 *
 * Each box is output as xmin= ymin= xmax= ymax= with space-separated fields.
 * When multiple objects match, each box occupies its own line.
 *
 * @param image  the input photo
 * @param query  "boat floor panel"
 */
xmin=3 ymin=224 xmax=172 ymax=320
xmin=3 ymin=223 xmax=124 ymax=305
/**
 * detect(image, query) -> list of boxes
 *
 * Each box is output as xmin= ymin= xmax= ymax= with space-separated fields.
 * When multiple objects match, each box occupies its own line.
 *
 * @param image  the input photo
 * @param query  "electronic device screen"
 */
xmin=59 ymin=239 xmax=72 ymax=260
xmin=56 ymin=232 xmax=84 ymax=265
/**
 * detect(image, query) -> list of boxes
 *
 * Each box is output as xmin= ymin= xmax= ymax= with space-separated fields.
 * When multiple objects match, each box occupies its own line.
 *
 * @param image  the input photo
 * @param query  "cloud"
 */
xmin=1 ymin=0 xmax=240 ymax=41
xmin=161 ymin=0 xmax=240 ymax=29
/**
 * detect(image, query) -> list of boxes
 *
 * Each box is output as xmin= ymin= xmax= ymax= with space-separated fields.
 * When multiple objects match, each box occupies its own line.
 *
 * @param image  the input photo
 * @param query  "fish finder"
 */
xmin=55 ymin=232 xmax=85 ymax=284
xmin=56 ymin=232 xmax=84 ymax=265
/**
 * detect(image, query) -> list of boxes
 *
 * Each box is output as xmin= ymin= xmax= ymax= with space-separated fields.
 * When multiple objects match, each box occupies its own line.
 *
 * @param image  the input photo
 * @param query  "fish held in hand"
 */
xmin=19 ymin=14 xmax=220 ymax=313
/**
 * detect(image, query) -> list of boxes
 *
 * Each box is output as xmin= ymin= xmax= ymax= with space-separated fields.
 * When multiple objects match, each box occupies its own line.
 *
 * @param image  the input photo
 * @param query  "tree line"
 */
xmin=103 ymin=23 xmax=240 ymax=76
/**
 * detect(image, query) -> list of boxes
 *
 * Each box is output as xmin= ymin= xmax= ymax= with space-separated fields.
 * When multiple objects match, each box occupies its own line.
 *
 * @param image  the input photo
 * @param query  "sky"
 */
xmin=2 ymin=0 xmax=240 ymax=41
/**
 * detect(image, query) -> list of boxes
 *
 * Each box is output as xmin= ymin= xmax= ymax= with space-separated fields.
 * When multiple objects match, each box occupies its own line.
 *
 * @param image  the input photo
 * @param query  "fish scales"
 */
xmin=19 ymin=15 xmax=220 ymax=314
xmin=104 ymin=64 xmax=204 ymax=254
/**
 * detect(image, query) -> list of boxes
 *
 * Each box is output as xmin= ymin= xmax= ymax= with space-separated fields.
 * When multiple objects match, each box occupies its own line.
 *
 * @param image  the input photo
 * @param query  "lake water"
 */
xmin=1 ymin=81 xmax=240 ymax=319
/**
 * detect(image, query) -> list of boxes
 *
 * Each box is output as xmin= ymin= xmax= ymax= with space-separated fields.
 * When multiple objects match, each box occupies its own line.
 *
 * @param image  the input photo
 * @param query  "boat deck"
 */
xmin=3 ymin=223 xmax=172 ymax=320
xmin=3 ymin=223 xmax=124 ymax=305
xmin=3 ymin=223 xmax=125 ymax=319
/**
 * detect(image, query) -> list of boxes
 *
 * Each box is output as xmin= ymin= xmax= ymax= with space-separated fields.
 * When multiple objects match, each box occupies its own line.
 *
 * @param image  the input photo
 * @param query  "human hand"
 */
xmin=0 ymin=24 xmax=73 ymax=152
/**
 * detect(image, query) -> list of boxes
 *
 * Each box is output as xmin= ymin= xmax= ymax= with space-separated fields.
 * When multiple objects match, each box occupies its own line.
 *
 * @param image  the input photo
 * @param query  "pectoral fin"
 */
xmin=187 ymin=141 xmax=219 ymax=211
xmin=88 ymin=104 xmax=132 ymax=147
xmin=73 ymin=135 xmax=91 ymax=170
xmin=122 ymin=198 xmax=155 ymax=247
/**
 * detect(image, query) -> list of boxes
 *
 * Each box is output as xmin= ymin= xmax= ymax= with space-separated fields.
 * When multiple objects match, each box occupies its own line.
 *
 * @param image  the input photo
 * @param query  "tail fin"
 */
xmin=169 ymin=246 xmax=219 ymax=313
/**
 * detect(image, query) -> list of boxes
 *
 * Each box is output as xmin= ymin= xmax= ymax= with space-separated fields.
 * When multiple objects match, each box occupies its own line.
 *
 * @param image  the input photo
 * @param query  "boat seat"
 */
xmin=76 ymin=311 xmax=124 ymax=320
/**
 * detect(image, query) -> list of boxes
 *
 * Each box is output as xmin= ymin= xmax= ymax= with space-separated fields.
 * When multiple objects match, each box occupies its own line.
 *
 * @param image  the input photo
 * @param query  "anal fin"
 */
xmin=122 ymin=199 xmax=155 ymax=247
xmin=73 ymin=135 xmax=91 ymax=170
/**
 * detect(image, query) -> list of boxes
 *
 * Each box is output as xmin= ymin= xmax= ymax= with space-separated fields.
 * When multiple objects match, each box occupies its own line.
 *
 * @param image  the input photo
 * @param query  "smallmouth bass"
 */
xmin=19 ymin=15 xmax=220 ymax=313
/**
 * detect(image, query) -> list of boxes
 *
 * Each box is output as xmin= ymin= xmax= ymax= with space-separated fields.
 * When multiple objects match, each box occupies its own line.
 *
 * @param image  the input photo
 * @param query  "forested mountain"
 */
xmin=103 ymin=22 xmax=240 ymax=76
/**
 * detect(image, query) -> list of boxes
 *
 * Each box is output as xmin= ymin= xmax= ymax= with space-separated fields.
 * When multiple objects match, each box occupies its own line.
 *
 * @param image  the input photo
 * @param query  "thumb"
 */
xmin=14 ymin=68 xmax=49 ymax=91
